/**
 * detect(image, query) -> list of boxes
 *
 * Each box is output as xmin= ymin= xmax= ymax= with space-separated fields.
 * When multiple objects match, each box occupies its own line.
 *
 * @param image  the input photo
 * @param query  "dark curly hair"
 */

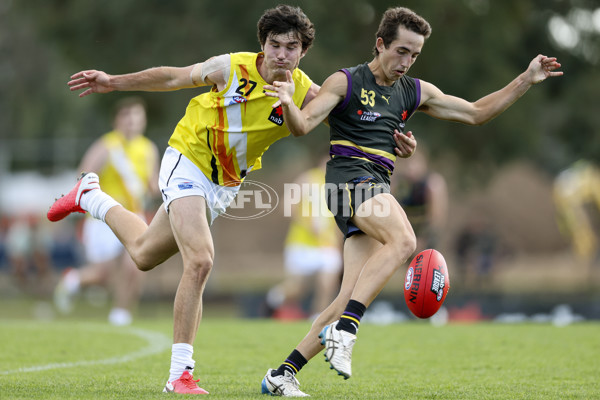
xmin=257 ymin=5 xmax=315 ymax=52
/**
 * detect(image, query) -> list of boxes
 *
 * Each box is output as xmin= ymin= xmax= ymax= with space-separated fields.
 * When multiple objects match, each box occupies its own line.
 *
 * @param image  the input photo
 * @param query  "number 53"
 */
xmin=360 ymin=88 xmax=375 ymax=107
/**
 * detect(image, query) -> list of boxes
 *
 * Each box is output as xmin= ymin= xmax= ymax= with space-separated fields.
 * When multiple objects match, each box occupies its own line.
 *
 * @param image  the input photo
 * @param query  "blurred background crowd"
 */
xmin=1 ymin=0 xmax=599 ymax=322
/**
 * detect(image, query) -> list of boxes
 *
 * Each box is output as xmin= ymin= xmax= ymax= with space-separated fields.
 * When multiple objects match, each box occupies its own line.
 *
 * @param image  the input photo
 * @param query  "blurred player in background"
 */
xmin=266 ymin=156 xmax=342 ymax=320
xmin=391 ymin=147 xmax=447 ymax=253
xmin=554 ymin=160 xmax=600 ymax=277
xmin=262 ymin=6 xmax=562 ymax=396
xmin=5 ymin=213 xmax=53 ymax=294
xmin=54 ymin=96 xmax=160 ymax=326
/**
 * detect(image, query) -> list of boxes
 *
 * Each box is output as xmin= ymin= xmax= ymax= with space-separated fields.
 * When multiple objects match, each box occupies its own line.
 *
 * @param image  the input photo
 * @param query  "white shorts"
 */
xmin=159 ymin=147 xmax=239 ymax=224
xmin=82 ymin=217 xmax=124 ymax=263
xmin=284 ymin=245 xmax=343 ymax=276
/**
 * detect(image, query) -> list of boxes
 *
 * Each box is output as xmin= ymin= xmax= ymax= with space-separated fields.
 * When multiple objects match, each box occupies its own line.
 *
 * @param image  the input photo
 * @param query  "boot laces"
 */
xmin=180 ymin=373 xmax=200 ymax=389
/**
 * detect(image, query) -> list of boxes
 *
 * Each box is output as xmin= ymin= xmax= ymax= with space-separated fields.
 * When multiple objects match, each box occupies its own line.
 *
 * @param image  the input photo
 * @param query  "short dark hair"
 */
xmin=373 ymin=7 xmax=431 ymax=56
xmin=257 ymin=5 xmax=315 ymax=52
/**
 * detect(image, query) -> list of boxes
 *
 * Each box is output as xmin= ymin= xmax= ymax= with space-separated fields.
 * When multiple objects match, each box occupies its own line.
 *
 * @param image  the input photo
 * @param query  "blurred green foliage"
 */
xmin=1 ymin=0 xmax=599 ymax=178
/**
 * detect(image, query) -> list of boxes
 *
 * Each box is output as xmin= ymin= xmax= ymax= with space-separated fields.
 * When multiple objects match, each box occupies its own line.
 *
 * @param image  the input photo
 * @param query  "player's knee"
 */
xmin=127 ymin=237 xmax=162 ymax=271
xmin=132 ymin=252 xmax=160 ymax=272
xmin=395 ymin=233 xmax=417 ymax=265
xmin=185 ymin=252 xmax=214 ymax=279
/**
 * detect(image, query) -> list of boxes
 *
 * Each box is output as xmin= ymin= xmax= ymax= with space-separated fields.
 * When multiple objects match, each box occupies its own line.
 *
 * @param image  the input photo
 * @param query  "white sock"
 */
xmin=169 ymin=343 xmax=195 ymax=382
xmin=80 ymin=189 xmax=120 ymax=222
xmin=108 ymin=308 xmax=132 ymax=326
xmin=63 ymin=269 xmax=81 ymax=293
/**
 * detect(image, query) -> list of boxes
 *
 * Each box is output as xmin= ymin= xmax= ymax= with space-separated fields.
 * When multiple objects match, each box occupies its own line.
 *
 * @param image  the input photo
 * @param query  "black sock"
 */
xmin=271 ymin=349 xmax=308 ymax=377
xmin=335 ymin=299 xmax=366 ymax=335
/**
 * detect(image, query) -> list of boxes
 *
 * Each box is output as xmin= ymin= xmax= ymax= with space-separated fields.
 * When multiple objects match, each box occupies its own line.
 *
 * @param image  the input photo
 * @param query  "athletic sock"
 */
xmin=336 ymin=299 xmax=366 ymax=335
xmin=271 ymin=349 xmax=307 ymax=377
xmin=80 ymin=189 xmax=120 ymax=223
xmin=169 ymin=343 xmax=195 ymax=382
xmin=63 ymin=268 xmax=81 ymax=293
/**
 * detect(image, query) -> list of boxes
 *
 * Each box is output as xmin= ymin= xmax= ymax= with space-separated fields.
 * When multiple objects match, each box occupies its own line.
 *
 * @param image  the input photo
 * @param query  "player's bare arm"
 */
xmin=418 ymin=54 xmax=562 ymax=125
xmin=264 ymin=70 xmax=346 ymax=137
xmin=300 ymin=82 xmax=321 ymax=109
xmin=68 ymin=54 xmax=234 ymax=98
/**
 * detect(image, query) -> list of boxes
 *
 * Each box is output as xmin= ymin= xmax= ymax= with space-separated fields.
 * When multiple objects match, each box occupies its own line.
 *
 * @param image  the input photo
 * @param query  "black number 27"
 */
xmin=235 ymin=78 xmax=257 ymax=97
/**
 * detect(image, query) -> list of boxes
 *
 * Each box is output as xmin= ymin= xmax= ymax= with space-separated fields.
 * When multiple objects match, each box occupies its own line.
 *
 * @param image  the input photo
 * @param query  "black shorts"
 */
xmin=325 ymin=156 xmax=391 ymax=237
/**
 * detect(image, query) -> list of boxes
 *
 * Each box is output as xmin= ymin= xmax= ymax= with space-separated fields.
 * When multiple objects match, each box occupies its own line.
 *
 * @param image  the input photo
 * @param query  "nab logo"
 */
xmin=268 ymin=106 xmax=284 ymax=126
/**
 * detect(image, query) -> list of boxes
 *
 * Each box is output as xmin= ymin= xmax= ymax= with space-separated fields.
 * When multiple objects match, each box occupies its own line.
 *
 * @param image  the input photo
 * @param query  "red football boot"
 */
xmin=47 ymin=172 xmax=99 ymax=222
xmin=163 ymin=371 xmax=209 ymax=394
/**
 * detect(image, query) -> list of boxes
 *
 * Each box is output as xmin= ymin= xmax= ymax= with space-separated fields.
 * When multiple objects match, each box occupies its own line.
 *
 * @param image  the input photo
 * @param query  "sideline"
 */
xmin=0 ymin=323 xmax=171 ymax=375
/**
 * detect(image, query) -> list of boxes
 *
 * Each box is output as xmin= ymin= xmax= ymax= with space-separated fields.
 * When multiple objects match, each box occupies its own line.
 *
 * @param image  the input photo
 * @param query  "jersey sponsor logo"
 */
xmin=225 ymin=96 xmax=248 ymax=106
xmin=268 ymin=106 xmax=284 ymax=126
xmin=356 ymin=109 xmax=381 ymax=122
xmin=381 ymin=95 xmax=391 ymax=105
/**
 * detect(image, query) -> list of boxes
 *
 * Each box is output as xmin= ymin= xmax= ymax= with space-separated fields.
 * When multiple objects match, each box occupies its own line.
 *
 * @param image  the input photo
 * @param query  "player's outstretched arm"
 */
xmin=418 ymin=54 xmax=563 ymax=126
xmin=67 ymin=55 xmax=234 ymax=98
xmin=68 ymin=66 xmax=199 ymax=98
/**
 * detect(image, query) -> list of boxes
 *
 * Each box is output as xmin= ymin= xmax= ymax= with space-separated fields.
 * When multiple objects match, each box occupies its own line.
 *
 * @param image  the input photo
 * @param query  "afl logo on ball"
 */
xmin=405 ymin=267 xmax=414 ymax=290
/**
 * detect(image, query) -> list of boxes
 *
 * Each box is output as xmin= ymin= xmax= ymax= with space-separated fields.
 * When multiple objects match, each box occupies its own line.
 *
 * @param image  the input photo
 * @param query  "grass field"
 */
xmin=1 ymin=304 xmax=599 ymax=400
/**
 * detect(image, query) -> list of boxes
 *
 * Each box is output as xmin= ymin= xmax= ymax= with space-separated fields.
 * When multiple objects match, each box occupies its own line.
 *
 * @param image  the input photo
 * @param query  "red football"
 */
xmin=404 ymin=249 xmax=450 ymax=319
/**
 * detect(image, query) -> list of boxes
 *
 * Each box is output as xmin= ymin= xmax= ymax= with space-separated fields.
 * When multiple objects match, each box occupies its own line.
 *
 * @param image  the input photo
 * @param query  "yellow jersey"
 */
xmin=554 ymin=160 xmax=600 ymax=261
xmin=285 ymin=167 xmax=340 ymax=248
xmin=99 ymin=130 xmax=155 ymax=213
xmin=168 ymin=52 xmax=313 ymax=186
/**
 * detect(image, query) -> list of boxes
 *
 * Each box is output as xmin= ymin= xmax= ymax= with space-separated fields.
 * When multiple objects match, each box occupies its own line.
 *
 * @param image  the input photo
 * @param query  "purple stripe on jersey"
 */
xmin=343 ymin=311 xmax=362 ymax=320
xmin=331 ymin=69 xmax=353 ymax=114
xmin=410 ymin=78 xmax=421 ymax=117
xmin=330 ymin=144 xmax=395 ymax=172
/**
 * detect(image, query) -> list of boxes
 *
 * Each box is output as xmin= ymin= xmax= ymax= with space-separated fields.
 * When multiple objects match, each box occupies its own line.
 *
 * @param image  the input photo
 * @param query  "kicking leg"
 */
xmin=349 ymin=193 xmax=416 ymax=306
xmin=104 ymin=205 xmax=178 ymax=271
xmin=47 ymin=172 xmax=179 ymax=271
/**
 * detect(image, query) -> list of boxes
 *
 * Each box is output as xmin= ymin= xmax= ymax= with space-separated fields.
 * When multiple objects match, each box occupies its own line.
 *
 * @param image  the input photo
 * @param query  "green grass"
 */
xmin=1 ymin=311 xmax=599 ymax=399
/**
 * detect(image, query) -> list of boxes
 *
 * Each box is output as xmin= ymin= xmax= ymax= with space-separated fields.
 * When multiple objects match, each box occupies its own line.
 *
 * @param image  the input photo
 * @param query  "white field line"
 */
xmin=0 ymin=324 xmax=171 ymax=375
